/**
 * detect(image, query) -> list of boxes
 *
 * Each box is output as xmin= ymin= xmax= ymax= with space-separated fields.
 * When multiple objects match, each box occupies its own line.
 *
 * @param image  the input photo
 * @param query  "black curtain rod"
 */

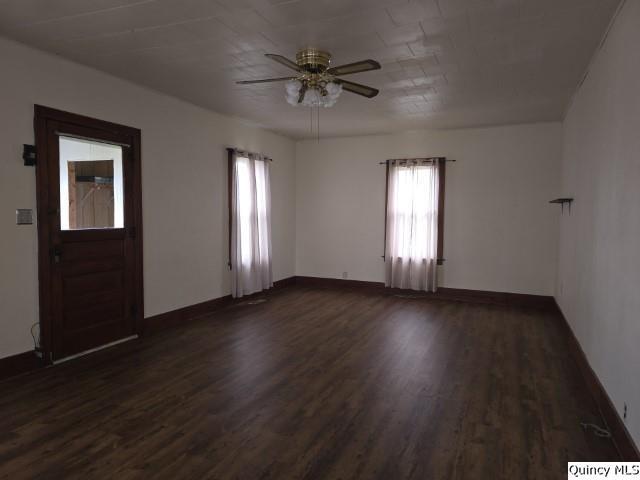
xmin=226 ymin=147 xmax=272 ymax=161
xmin=378 ymin=157 xmax=455 ymax=164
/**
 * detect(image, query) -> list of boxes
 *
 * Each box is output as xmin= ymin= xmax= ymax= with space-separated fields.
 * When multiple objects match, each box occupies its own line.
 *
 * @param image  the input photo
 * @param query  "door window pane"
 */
xmin=59 ymin=137 xmax=124 ymax=230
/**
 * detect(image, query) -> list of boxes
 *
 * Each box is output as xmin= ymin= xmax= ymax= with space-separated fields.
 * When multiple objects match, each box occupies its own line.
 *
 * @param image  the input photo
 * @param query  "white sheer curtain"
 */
xmin=230 ymin=151 xmax=272 ymax=298
xmin=385 ymin=160 xmax=440 ymax=292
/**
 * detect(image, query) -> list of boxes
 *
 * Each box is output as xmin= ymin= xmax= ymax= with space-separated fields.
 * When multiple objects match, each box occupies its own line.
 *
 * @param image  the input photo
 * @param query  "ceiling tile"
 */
xmin=386 ymin=0 xmax=441 ymax=25
xmin=0 ymin=0 xmax=623 ymax=138
xmin=378 ymin=23 xmax=426 ymax=46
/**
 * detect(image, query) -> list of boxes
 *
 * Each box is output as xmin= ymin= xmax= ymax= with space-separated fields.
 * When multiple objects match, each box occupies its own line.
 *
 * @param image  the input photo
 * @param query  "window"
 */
xmin=59 ymin=136 xmax=124 ymax=230
xmin=384 ymin=158 xmax=445 ymax=292
xmin=228 ymin=149 xmax=273 ymax=298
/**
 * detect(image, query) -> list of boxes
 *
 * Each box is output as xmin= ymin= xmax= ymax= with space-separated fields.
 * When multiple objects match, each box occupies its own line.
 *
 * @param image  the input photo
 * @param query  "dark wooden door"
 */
xmin=35 ymin=106 xmax=143 ymax=361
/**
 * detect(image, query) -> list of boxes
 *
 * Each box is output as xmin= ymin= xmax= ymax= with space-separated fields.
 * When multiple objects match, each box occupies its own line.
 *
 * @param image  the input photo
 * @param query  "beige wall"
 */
xmin=0 ymin=37 xmax=296 ymax=359
xmin=556 ymin=0 xmax=640 ymax=445
xmin=295 ymin=123 xmax=562 ymax=296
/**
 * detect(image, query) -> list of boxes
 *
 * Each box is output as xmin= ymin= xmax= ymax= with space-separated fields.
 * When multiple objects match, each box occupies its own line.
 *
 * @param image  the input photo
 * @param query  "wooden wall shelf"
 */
xmin=550 ymin=198 xmax=574 ymax=214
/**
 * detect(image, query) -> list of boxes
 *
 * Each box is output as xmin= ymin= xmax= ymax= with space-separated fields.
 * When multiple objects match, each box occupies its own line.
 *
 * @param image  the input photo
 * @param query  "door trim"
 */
xmin=34 ymin=105 xmax=143 ymax=363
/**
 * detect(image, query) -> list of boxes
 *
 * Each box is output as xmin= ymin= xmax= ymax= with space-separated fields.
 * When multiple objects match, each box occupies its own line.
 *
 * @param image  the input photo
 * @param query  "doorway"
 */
xmin=35 ymin=106 xmax=143 ymax=362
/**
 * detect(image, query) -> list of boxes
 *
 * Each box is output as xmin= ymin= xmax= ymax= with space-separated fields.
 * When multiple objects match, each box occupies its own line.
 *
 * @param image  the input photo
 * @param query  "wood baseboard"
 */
xmin=555 ymin=300 xmax=639 ymax=461
xmin=143 ymin=275 xmax=555 ymax=336
xmin=0 ymin=351 xmax=44 ymax=381
xmin=296 ymin=276 xmax=385 ymax=290
xmin=1 ymin=277 xmax=297 ymax=379
xmin=294 ymin=276 xmax=556 ymax=309
xmin=143 ymin=276 xmax=297 ymax=334
xmin=10 ymin=267 xmax=634 ymax=465
xmin=143 ymin=295 xmax=233 ymax=333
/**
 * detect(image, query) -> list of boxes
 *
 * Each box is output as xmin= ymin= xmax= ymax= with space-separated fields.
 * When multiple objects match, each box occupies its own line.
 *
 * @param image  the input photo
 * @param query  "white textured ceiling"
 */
xmin=0 ymin=0 xmax=621 ymax=139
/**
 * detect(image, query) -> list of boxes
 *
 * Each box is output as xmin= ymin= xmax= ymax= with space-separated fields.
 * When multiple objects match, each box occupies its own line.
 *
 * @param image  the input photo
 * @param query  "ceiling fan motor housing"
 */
xmin=296 ymin=48 xmax=331 ymax=73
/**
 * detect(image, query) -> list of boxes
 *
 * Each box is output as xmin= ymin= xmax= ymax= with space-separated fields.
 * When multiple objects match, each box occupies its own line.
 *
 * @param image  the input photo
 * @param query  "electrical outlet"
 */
xmin=624 ymin=403 xmax=628 ymax=421
xmin=342 ymin=271 xmax=348 ymax=279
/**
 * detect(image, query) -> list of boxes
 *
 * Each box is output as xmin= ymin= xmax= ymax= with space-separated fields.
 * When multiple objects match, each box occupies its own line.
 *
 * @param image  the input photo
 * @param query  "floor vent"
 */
xmin=238 ymin=298 xmax=268 ymax=306
xmin=393 ymin=294 xmax=428 ymax=299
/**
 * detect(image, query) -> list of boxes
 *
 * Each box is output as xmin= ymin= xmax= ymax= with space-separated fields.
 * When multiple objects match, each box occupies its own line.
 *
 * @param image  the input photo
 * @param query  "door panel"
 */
xmin=62 ymin=269 xmax=124 ymax=297
xmin=63 ymin=287 xmax=124 ymax=312
xmin=35 ymin=106 xmax=143 ymax=361
xmin=62 ymin=238 xmax=124 ymax=262
xmin=63 ymin=301 xmax=124 ymax=330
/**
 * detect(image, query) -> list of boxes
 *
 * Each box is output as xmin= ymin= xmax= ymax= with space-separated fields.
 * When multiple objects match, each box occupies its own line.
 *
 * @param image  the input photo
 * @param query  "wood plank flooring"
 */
xmin=0 ymin=286 xmax=619 ymax=479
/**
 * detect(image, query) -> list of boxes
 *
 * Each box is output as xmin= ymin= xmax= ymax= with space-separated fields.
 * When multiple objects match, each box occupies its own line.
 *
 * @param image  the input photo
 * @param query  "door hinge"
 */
xmin=128 ymin=227 xmax=136 ymax=238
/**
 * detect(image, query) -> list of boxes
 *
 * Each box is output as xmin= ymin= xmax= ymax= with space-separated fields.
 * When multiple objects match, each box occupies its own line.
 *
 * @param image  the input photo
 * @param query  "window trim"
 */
xmin=383 ymin=158 xmax=446 ymax=265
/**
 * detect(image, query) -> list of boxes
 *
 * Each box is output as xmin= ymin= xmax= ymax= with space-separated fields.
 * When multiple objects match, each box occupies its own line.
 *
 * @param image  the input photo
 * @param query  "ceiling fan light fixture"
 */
xmin=303 ymin=88 xmax=321 ymax=106
xmin=284 ymin=79 xmax=343 ymax=107
xmin=285 ymin=79 xmax=302 ymax=94
xmin=285 ymin=79 xmax=302 ymax=105
xmin=326 ymin=82 xmax=342 ymax=97
xmin=323 ymin=98 xmax=337 ymax=108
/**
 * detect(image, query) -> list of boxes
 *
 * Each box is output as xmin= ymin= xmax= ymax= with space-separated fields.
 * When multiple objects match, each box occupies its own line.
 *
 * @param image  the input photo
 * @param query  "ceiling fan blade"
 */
xmin=335 ymin=79 xmax=379 ymax=98
xmin=265 ymin=54 xmax=302 ymax=72
xmin=327 ymin=59 xmax=381 ymax=76
xmin=236 ymin=76 xmax=297 ymax=85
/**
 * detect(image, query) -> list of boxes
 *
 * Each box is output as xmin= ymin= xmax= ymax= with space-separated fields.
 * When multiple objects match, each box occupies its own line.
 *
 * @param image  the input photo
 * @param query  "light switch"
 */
xmin=16 ymin=209 xmax=33 ymax=225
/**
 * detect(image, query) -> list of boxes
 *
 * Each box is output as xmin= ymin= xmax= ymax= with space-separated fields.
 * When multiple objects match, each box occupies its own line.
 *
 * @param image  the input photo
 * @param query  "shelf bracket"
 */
xmin=549 ymin=198 xmax=574 ymax=215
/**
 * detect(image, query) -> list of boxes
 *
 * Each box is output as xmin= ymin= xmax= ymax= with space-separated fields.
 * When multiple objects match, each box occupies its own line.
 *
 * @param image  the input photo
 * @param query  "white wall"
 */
xmin=0 ymin=37 xmax=296 ymax=359
xmin=556 ymin=0 xmax=640 ymax=446
xmin=4 ymin=8 xmax=636 ymax=449
xmin=296 ymin=123 xmax=562 ymax=296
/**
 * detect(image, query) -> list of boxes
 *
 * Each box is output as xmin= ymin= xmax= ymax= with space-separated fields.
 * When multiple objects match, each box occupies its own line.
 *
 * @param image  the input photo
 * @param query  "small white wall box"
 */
xmin=16 ymin=209 xmax=33 ymax=225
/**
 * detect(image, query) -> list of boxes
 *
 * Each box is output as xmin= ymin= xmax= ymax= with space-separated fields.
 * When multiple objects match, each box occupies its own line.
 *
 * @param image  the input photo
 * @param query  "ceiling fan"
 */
xmin=236 ymin=48 xmax=381 ymax=108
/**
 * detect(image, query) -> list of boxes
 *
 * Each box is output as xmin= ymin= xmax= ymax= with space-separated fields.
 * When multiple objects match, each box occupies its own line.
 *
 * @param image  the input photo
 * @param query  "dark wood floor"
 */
xmin=0 ymin=286 xmax=619 ymax=479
